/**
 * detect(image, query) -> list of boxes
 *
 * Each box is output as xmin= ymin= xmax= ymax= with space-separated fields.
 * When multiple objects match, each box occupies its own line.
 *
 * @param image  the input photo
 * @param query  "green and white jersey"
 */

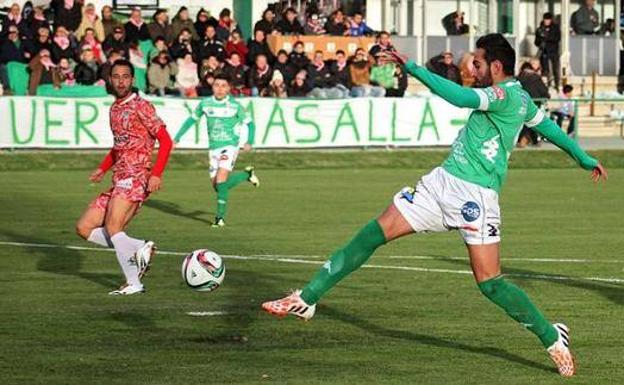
xmin=192 ymin=95 xmax=252 ymax=150
xmin=442 ymin=80 xmax=543 ymax=192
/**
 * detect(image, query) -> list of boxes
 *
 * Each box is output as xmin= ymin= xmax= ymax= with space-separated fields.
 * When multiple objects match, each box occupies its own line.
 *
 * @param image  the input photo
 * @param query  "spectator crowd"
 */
xmin=0 ymin=1 xmax=410 ymax=98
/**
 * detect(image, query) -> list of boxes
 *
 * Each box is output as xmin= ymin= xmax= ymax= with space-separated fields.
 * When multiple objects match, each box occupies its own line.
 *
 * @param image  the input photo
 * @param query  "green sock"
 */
xmin=223 ymin=171 xmax=249 ymax=189
xmin=301 ymin=220 xmax=386 ymax=305
xmin=215 ymin=182 xmax=229 ymax=218
xmin=478 ymin=276 xmax=559 ymax=348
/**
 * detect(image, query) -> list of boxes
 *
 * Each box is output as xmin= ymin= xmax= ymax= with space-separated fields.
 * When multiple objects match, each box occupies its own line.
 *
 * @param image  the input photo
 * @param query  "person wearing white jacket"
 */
xmin=176 ymin=53 xmax=199 ymax=97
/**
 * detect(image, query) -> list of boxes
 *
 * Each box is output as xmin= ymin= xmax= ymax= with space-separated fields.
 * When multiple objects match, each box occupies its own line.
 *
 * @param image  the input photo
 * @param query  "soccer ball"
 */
xmin=181 ymin=249 xmax=225 ymax=292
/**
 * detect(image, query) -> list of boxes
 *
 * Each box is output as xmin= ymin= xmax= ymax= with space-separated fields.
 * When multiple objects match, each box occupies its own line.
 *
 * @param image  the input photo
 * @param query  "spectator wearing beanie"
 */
xmin=148 ymin=9 xmax=174 ymax=44
xmin=148 ymin=50 xmax=178 ymax=96
xmin=325 ymin=9 xmax=348 ymax=36
xmin=51 ymin=0 xmax=82 ymax=33
xmin=175 ymin=52 xmax=199 ymax=97
xmin=76 ymin=3 xmax=105 ymax=42
xmin=101 ymin=6 xmax=122 ymax=39
xmin=171 ymin=7 xmax=199 ymax=42
xmin=74 ymin=46 xmax=100 ymax=85
xmin=198 ymin=25 xmax=226 ymax=62
xmin=124 ymin=7 xmax=150 ymax=43
xmin=254 ymin=8 xmax=277 ymax=36
xmin=223 ymin=52 xmax=250 ymax=96
xmin=247 ymin=29 xmax=274 ymax=65
xmin=276 ymin=8 xmax=305 ymax=35
xmin=288 ymin=41 xmax=310 ymax=73
xmin=195 ymin=9 xmax=218 ymax=40
xmin=225 ymin=31 xmax=249 ymax=65
xmin=248 ymin=53 xmax=273 ymax=96
xmin=267 ymin=70 xmax=288 ymax=98
xmin=103 ymin=26 xmax=129 ymax=58
xmin=288 ymin=69 xmax=311 ymax=97
xmin=27 ymin=49 xmax=56 ymax=95
xmin=273 ymin=49 xmax=295 ymax=84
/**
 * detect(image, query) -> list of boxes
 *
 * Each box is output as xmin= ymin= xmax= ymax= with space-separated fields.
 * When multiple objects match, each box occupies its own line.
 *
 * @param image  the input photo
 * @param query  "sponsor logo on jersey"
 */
xmin=485 ymin=86 xmax=505 ymax=102
xmin=461 ymin=201 xmax=481 ymax=222
xmin=400 ymin=187 xmax=416 ymax=203
xmin=116 ymin=178 xmax=133 ymax=190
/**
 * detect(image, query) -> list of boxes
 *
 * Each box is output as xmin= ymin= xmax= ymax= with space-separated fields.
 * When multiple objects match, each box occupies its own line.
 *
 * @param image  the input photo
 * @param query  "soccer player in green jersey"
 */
xmin=174 ymin=74 xmax=259 ymax=227
xmin=262 ymin=34 xmax=607 ymax=377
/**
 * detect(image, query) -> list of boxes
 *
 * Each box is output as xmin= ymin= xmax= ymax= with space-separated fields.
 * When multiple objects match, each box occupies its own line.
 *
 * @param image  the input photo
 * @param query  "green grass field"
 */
xmin=1 ymin=151 xmax=623 ymax=385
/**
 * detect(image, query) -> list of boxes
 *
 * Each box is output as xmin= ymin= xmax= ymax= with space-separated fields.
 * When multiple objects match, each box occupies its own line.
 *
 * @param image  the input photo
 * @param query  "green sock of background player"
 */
xmin=300 ymin=219 xmax=558 ymax=348
xmin=215 ymin=171 xmax=250 ymax=218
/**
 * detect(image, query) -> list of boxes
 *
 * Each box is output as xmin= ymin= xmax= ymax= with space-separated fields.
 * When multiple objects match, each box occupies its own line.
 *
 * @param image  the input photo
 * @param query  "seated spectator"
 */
xmin=171 ymin=6 xmax=199 ymax=42
xmin=600 ymin=18 xmax=615 ymax=36
xmin=28 ymin=6 xmax=50 ymax=38
xmin=225 ymin=31 xmax=249 ymax=66
xmin=148 ymin=50 xmax=178 ymax=96
xmin=426 ymin=51 xmax=461 ymax=84
xmin=370 ymin=55 xmax=397 ymax=90
xmin=175 ymin=52 xmax=199 ymax=97
xmin=254 ymin=8 xmax=277 ymax=36
xmin=51 ymin=0 xmax=82 ymax=33
xmin=53 ymin=57 xmax=75 ymax=87
xmin=247 ymin=29 xmax=274 ymax=65
xmin=304 ymin=13 xmax=326 ymax=35
xmin=307 ymin=50 xmax=349 ymax=98
xmin=2 ymin=3 xmax=28 ymax=38
xmin=124 ymin=7 xmax=150 ymax=43
xmin=101 ymin=6 xmax=122 ymax=39
xmin=442 ymin=11 xmax=469 ymax=35
xmin=148 ymin=9 xmax=174 ymax=44
xmin=288 ymin=69 xmax=311 ymax=97
xmin=149 ymin=36 xmax=168 ymax=61
xmin=289 ymin=41 xmax=310 ymax=73
xmin=74 ymin=46 xmax=100 ymax=85
xmin=223 ymin=52 xmax=250 ymax=96
xmin=25 ymin=27 xmax=52 ymax=59
xmin=27 ymin=50 xmax=56 ymax=95
xmin=170 ymin=29 xmax=194 ymax=60
xmin=348 ymin=12 xmax=374 ymax=36
xmin=76 ymin=3 xmax=105 ymax=42
xmin=552 ymin=85 xmax=575 ymax=136
xmin=195 ymin=9 xmax=218 ymax=40
xmin=350 ymin=48 xmax=385 ymax=97
xmin=248 ymin=54 xmax=273 ymax=96
xmin=517 ymin=61 xmax=549 ymax=147
xmin=331 ymin=50 xmax=351 ymax=90
xmin=273 ymin=49 xmax=295 ymax=84
xmin=369 ymin=31 xmax=396 ymax=58
xmin=217 ymin=8 xmax=240 ymax=42
xmin=1 ymin=26 xmax=29 ymax=64
xmin=51 ymin=26 xmax=76 ymax=63
xmin=267 ymin=70 xmax=288 ymax=98
xmin=276 ymin=8 xmax=305 ymax=35
xmin=103 ymin=26 xmax=129 ymax=58
xmin=98 ymin=49 xmax=123 ymax=93
xmin=80 ymin=28 xmax=106 ymax=64
xmin=198 ymin=25 xmax=226 ymax=62
xmin=199 ymin=55 xmax=222 ymax=83
xmin=325 ymin=9 xmax=348 ymax=36
xmin=385 ymin=63 xmax=408 ymax=97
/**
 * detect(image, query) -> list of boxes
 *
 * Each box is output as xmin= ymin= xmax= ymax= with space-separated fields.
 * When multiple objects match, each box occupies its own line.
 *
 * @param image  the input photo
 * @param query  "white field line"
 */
xmin=186 ymin=311 xmax=229 ymax=317
xmin=1 ymin=241 xmax=623 ymax=284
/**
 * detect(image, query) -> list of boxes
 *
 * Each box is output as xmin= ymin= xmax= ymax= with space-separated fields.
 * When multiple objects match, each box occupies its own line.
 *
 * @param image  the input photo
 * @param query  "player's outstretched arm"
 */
xmin=90 ymin=149 xmax=114 ymax=183
xmin=174 ymin=117 xmax=197 ymax=144
xmin=149 ymin=128 xmax=173 ymax=192
xmin=527 ymin=109 xmax=607 ymax=182
xmin=404 ymin=61 xmax=482 ymax=109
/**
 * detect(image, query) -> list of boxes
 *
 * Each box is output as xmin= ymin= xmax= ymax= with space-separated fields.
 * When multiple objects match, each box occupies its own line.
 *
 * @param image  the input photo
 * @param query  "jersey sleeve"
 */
xmin=236 ymin=102 xmax=255 ymax=145
xmin=191 ymin=101 xmax=204 ymax=121
xmin=524 ymin=100 xmax=598 ymax=170
xmin=472 ymin=86 xmax=511 ymax=112
xmin=137 ymin=100 xmax=167 ymax=137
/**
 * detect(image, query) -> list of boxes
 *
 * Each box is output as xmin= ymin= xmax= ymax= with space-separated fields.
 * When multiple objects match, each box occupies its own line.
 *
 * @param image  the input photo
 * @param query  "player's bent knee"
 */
xmin=75 ymin=221 xmax=92 ymax=240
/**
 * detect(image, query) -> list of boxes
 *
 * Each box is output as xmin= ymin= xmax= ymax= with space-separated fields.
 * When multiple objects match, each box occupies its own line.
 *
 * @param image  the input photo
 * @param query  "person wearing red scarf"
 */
xmin=225 ymin=30 xmax=248 ymax=65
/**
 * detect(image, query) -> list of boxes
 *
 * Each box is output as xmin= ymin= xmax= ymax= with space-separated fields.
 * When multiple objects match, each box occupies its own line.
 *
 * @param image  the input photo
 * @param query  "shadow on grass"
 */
xmin=144 ymin=199 xmax=212 ymax=225
xmin=2 ymin=230 xmax=119 ymax=289
xmin=321 ymin=304 xmax=555 ymax=374
xmin=108 ymin=310 xmax=157 ymax=329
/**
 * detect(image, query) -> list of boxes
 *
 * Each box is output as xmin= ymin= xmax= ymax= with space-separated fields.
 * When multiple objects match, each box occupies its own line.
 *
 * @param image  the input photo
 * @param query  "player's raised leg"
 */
xmin=76 ymin=205 xmax=112 ymax=247
xmin=262 ymin=203 xmax=414 ymax=319
xmin=468 ymin=244 xmax=575 ymax=377
xmin=105 ymin=196 xmax=148 ymax=295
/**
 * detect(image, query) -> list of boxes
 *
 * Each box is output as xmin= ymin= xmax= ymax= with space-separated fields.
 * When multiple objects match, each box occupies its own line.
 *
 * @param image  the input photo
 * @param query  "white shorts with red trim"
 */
xmin=393 ymin=167 xmax=501 ymax=245
xmin=208 ymin=146 xmax=239 ymax=179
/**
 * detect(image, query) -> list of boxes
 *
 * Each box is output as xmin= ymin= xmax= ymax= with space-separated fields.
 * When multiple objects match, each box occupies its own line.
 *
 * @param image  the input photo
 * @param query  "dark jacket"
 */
xmin=273 ymin=61 xmax=296 ymax=84
xmin=288 ymin=80 xmax=311 ymax=97
xmin=517 ymin=71 xmax=550 ymax=104
xmin=385 ymin=66 xmax=408 ymax=97
xmin=169 ymin=40 xmax=193 ymax=60
xmin=124 ymin=21 xmax=150 ymax=43
xmin=103 ymin=35 xmax=129 ymax=57
xmin=197 ymin=38 xmax=226 ymax=61
xmin=24 ymin=38 xmax=52 ymax=57
xmin=369 ymin=43 xmax=395 ymax=58
xmin=247 ymin=39 xmax=274 ymax=65
xmin=571 ymin=6 xmax=599 ymax=35
xmin=288 ymin=51 xmax=310 ymax=73
xmin=331 ymin=61 xmax=351 ymax=88
xmin=51 ymin=0 xmax=82 ymax=31
xmin=535 ymin=23 xmax=561 ymax=56
xmin=426 ymin=55 xmax=462 ymax=85
xmin=307 ymin=62 xmax=333 ymax=88
xmin=0 ymin=39 xmax=29 ymax=64
xmin=102 ymin=18 xmax=123 ymax=39
xmin=222 ymin=63 xmax=248 ymax=90
xmin=27 ymin=55 xmax=54 ymax=95
xmin=254 ymin=19 xmax=276 ymax=35
xmin=247 ymin=65 xmax=273 ymax=93
xmin=74 ymin=61 xmax=99 ymax=85
xmin=148 ymin=21 xmax=174 ymax=44
xmin=324 ymin=20 xmax=347 ymax=36
xmin=276 ymin=18 xmax=305 ymax=35
xmin=441 ymin=12 xmax=469 ymax=36
xmin=50 ymin=41 xmax=76 ymax=62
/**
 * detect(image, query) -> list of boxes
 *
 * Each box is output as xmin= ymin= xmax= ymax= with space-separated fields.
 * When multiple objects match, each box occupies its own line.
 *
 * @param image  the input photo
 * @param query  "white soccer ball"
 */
xmin=181 ymin=249 xmax=225 ymax=292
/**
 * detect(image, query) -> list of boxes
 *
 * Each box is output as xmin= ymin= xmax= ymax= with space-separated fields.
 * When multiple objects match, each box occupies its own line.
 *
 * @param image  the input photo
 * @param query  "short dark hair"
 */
xmin=543 ymin=12 xmax=554 ymax=20
xmin=219 ymin=8 xmax=231 ymax=18
xmin=214 ymin=73 xmax=231 ymax=83
xmin=336 ymin=50 xmax=346 ymax=56
xmin=519 ymin=61 xmax=532 ymax=73
xmin=563 ymin=84 xmax=574 ymax=94
xmin=277 ymin=49 xmax=288 ymax=56
xmin=110 ymin=59 xmax=135 ymax=76
xmin=475 ymin=33 xmax=516 ymax=76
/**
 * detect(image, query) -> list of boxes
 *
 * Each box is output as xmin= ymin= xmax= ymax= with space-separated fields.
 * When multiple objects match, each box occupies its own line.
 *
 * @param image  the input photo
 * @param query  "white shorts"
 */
xmin=209 ymin=146 xmax=239 ymax=179
xmin=393 ymin=167 xmax=501 ymax=245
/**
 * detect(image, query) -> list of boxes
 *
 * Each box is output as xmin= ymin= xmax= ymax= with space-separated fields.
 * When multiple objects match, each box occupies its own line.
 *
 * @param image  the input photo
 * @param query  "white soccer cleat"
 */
xmin=212 ymin=217 xmax=226 ymax=228
xmin=547 ymin=323 xmax=576 ymax=377
xmin=108 ymin=283 xmax=145 ymax=296
xmin=246 ymin=166 xmax=260 ymax=187
xmin=261 ymin=290 xmax=316 ymax=321
xmin=136 ymin=240 xmax=156 ymax=279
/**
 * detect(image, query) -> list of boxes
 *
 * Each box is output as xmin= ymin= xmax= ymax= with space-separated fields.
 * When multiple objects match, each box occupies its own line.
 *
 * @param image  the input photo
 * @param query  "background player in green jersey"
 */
xmin=262 ymin=34 xmax=607 ymax=377
xmin=174 ymin=74 xmax=259 ymax=227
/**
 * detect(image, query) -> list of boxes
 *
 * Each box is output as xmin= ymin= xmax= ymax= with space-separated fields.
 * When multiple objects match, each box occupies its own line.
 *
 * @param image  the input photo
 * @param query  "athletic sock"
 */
xmin=216 ymin=182 xmax=229 ymax=218
xmin=478 ymin=276 xmax=559 ymax=348
xmin=223 ymin=171 xmax=249 ymax=189
xmin=110 ymin=232 xmax=145 ymax=287
xmin=87 ymin=227 xmax=113 ymax=248
xmin=301 ymin=220 xmax=387 ymax=305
